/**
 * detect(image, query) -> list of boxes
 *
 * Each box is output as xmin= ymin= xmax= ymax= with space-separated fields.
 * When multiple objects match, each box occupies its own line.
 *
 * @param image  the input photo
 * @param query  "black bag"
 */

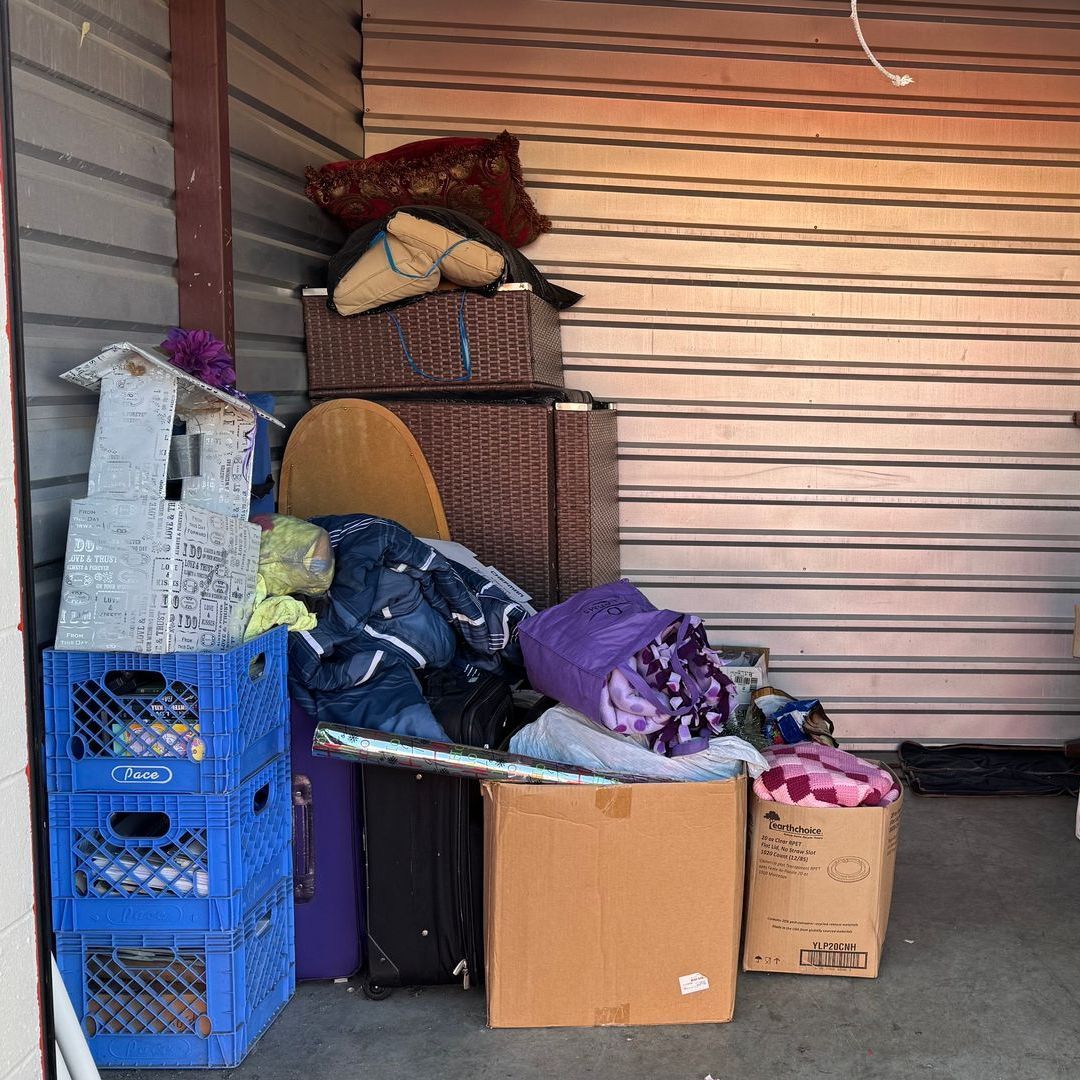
xmin=897 ymin=741 xmax=1080 ymax=797
xmin=359 ymin=671 xmax=520 ymax=997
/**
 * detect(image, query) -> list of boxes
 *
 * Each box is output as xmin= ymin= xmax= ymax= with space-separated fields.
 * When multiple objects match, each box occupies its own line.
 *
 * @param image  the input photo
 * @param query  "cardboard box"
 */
xmin=715 ymin=646 xmax=768 ymax=724
xmin=742 ymin=786 xmax=903 ymax=978
xmin=64 ymin=342 xmax=281 ymax=522
xmin=483 ymin=777 xmax=746 ymax=1028
xmin=55 ymin=497 xmax=260 ymax=654
xmin=85 ymin=364 xmax=177 ymax=500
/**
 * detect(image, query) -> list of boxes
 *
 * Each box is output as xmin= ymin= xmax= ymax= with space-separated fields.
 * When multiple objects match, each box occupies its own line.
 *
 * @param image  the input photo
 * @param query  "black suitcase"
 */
xmin=359 ymin=671 xmax=519 ymax=996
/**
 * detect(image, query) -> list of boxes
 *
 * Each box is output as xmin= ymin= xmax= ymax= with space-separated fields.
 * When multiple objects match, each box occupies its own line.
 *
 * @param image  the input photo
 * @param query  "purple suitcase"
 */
xmin=292 ymin=775 xmax=315 ymax=902
xmin=291 ymin=701 xmax=365 ymax=981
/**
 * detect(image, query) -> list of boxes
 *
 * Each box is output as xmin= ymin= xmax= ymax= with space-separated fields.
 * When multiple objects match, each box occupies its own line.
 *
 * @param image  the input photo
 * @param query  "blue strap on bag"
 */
xmin=377 ymin=230 xmax=474 ymax=383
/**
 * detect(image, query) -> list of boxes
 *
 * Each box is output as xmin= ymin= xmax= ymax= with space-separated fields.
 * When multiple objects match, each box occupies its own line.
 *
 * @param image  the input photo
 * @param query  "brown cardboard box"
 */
xmin=743 ymin=786 xmax=903 ymax=978
xmin=483 ymin=778 xmax=746 ymax=1028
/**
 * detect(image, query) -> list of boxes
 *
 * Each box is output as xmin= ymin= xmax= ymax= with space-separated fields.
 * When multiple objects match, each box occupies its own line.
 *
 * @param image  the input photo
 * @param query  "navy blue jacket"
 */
xmin=288 ymin=515 xmax=526 ymax=739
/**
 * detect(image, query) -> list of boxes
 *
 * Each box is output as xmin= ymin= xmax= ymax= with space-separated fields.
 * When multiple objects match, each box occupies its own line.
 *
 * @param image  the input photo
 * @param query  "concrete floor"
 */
xmin=117 ymin=795 xmax=1080 ymax=1080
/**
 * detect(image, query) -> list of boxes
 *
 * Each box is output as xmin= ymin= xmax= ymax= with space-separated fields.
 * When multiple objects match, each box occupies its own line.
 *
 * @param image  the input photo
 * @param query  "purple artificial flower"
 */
xmin=159 ymin=327 xmax=237 ymax=389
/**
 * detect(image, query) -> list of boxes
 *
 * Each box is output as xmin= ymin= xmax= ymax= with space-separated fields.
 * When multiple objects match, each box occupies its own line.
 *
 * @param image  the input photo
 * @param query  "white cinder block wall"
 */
xmin=0 ymin=175 xmax=44 ymax=1079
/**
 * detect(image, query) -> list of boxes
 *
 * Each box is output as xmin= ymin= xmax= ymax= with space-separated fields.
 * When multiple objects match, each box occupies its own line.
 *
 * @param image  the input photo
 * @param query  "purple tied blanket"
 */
xmin=600 ymin=614 xmax=738 ymax=756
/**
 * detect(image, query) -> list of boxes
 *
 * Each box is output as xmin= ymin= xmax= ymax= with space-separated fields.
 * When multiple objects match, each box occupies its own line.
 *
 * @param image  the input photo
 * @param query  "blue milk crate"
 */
xmin=50 ymin=755 xmax=292 ymax=932
xmin=55 ymin=879 xmax=295 ymax=1070
xmin=44 ymin=627 xmax=287 ymax=795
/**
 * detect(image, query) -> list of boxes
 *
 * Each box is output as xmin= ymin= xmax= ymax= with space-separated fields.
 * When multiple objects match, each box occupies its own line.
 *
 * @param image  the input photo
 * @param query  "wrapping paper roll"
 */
xmin=311 ymin=723 xmax=656 ymax=785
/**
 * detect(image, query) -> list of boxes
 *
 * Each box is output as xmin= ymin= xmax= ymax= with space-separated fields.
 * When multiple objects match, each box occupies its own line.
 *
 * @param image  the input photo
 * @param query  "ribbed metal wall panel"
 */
xmin=362 ymin=0 xmax=1080 ymax=747
xmin=226 ymin=0 xmax=362 ymax=436
xmin=10 ymin=0 xmax=176 ymax=642
xmin=12 ymin=1 xmax=362 ymax=641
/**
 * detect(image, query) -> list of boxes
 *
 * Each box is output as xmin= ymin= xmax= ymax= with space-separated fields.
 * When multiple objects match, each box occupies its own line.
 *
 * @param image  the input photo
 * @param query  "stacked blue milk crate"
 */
xmin=44 ymin=344 xmax=295 ymax=1069
xmin=46 ymin=627 xmax=294 ymax=1069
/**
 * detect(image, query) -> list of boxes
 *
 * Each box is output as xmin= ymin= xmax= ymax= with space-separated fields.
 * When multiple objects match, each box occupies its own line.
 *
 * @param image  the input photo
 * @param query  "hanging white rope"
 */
xmin=851 ymin=0 xmax=913 ymax=88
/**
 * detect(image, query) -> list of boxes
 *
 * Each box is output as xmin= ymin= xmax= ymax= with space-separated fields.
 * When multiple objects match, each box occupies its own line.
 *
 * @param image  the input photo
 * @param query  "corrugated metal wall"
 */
xmin=226 ymin=0 xmax=361 ymax=434
xmin=10 ymin=0 xmax=176 ymax=642
xmin=362 ymin=0 xmax=1080 ymax=747
xmin=11 ymin=0 xmax=361 ymax=641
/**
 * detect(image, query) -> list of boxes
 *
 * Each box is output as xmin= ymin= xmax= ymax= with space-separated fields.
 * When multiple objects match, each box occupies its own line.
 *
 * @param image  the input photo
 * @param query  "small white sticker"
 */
xmin=679 ymin=972 xmax=710 ymax=995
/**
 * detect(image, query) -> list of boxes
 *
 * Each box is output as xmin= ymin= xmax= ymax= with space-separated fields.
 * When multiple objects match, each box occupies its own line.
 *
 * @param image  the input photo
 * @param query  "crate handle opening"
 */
xmin=68 ymin=736 xmax=85 ymax=760
xmin=103 ymin=670 xmax=168 ymax=698
xmin=252 ymin=782 xmax=271 ymax=815
xmin=108 ymin=811 xmax=171 ymax=840
xmin=113 ymin=946 xmax=178 ymax=967
xmin=248 ymin=653 xmax=267 ymax=681
xmin=197 ymin=1015 xmax=213 ymax=1038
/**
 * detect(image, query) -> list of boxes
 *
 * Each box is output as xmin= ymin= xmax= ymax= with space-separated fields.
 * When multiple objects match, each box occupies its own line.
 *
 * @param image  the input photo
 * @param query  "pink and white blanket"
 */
xmin=753 ymin=742 xmax=901 ymax=807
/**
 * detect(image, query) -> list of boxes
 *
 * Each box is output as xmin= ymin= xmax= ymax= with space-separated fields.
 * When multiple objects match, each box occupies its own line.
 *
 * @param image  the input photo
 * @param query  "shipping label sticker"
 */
xmin=730 ymin=669 xmax=757 ymax=692
xmin=800 ymin=948 xmax=869 ymax=972
xmin=678 ymin=972 xmax=710 ymax=996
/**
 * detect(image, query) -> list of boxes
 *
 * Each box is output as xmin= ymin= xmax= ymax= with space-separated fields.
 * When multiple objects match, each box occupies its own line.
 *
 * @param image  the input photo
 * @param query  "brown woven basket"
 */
xmin=378 ymin=396 xmax=619 ymax=610
xmin=303 ymin=287 xmax=565 ymax=395
xmin=554 ymin=403 xmax=620 ymax=601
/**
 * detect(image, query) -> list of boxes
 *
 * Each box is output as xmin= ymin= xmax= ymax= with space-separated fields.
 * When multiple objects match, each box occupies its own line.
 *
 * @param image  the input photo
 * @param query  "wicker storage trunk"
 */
xmin=378 ymin=393 xmax=619 ymax=610
xmin=302 ymin=287 xmax=565 ymax=396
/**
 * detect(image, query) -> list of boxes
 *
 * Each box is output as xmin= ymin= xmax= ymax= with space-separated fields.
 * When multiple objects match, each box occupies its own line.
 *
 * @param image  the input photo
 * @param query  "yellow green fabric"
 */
xmin=255 ymin=514 xmax=334 ymax=597
xmin=245 ymin=574 xmax=318 ymax=641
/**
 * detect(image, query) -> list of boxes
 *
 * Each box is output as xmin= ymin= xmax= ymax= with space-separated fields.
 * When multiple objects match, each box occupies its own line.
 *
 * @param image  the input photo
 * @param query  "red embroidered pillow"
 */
xmin=304 ymin=131 xmax=551 ymax=249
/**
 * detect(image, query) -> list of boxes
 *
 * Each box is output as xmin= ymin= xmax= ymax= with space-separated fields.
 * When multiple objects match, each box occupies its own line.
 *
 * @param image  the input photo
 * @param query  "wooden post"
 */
xmin=169 ymin=0 xmax=234 ymax=353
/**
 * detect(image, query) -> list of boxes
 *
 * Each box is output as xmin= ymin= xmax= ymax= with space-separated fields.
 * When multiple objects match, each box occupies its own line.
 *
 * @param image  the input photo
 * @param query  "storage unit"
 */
xmin=2 ymin=3 xmax=1079 ymax=1077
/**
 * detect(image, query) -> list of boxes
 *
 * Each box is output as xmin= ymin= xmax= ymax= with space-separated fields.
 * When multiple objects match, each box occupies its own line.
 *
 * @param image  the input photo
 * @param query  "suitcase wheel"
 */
xmin=359 ymin=975 xmax=393 ymax=1002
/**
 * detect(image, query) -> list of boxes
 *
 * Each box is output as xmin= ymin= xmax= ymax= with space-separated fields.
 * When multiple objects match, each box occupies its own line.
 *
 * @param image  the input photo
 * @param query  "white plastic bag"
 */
xmin=510 ymin=704 xmax=768 ymax=781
